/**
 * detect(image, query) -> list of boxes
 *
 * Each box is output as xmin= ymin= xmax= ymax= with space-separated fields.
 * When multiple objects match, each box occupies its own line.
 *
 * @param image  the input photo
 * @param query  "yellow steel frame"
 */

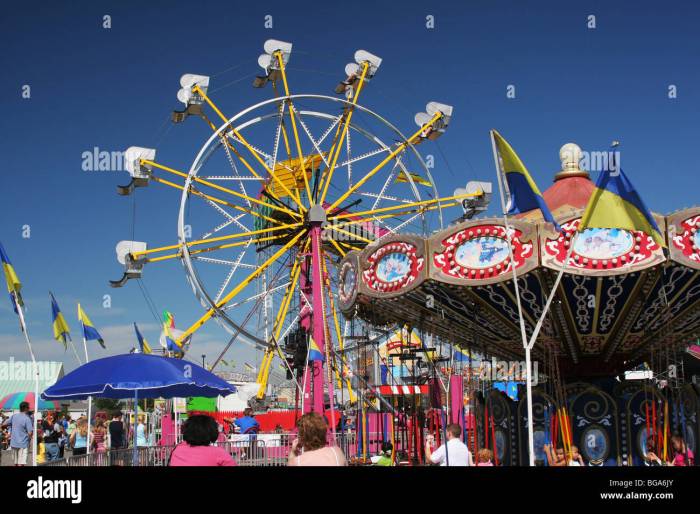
xmin=193 ymin=84 xmax=307 ymax=212
xmin=317 ymin=62 xmax=370 ymax=205
xmin=176 ymin=230 xmax=306 ymax=344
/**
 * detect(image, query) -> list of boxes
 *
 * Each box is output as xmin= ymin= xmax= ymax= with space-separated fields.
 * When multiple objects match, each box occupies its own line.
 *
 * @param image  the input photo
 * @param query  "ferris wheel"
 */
xmin=110 ymin=40 xmax=471 ymax=409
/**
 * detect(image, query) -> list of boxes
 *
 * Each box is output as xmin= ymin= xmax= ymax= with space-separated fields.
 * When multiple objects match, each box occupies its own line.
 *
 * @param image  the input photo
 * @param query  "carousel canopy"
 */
xmin=338 ymin=144 xmax=700 ymax=377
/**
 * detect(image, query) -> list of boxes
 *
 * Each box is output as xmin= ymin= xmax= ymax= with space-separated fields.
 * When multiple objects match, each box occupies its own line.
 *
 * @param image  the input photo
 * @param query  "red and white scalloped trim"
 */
xmin=433 ymin=225 xmax=532 ymax=280
xmin=672 ymin=215 xmax=700 ymax=263
xmin=362 ymin=242 xmax=424 ymax=293
xmin=544 ymin=219 xmax=659 ymax=270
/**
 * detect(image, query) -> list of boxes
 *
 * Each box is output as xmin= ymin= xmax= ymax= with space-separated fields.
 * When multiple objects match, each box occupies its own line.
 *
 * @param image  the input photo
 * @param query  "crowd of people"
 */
xmin=1 ymin=403 xmax=695 ymax=467
xmin=0 ymin=404 xmax=146 ymax=466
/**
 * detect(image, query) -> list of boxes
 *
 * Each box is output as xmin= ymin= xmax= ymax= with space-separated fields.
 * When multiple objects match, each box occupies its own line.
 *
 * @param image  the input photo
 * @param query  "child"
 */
xmin=36 ymin=434 xmax=46 ymax=465
xmin=372 ymin=442 xmax=394 ymax=466
xmin=568 ymin=445 xmax=585 ymax=466
xmin=543 ymin=443 xmax=567 ymax=466
xmin=477 ymin=448 xmax=494 ymax=466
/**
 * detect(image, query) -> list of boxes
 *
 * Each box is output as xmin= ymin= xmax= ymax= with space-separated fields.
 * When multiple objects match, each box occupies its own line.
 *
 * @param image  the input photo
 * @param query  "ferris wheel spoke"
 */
xmin=214 ymin=247 xmax=249 ymax=303
xmin=193 ymin=85 xmax=308 ymax=213
xmin=292 ymin=107 xmax=334 ymax=172
xmin=222 ymin=281 xmax=291 ymax=312
xmin=219 ymin=135 xmax=255 ymax=209
xmin=318 ymin=62 xmax=371 ymax=205
xmin=328 ymin=111 xmax=444 ymax=212
xmin=145 ymin=159 xmax=300 ymax=220
xmin=176 ymin=230 xmax=307 ymax=344
xmin=199 ymin=210 xmax=248 ymax=240
xmin=193 ymin=256 xmax=257 ymax=270
xmin=274 ymin=52 xmax=314 ymax=204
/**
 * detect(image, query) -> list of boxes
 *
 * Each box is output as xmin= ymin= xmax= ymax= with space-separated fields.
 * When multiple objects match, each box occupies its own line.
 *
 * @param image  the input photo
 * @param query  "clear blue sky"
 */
xmin=1 ymin=0 xmax=697 ymax=372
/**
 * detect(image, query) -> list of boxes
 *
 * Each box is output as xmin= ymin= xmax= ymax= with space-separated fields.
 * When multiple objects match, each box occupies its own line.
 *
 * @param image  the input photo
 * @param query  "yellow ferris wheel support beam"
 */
xmin=322 ymin=254 xmax=355 ymax=403
xmin=130 ymin=221 xmax=303 ymax=260
xmin=275 ymin=51 xmax=314 ymax=206
xmin=327 ymin=111 xmax=443 ymax=212
xmin=257 ymin=245 xmax=306 ymax=399
xmin=318 ymin=61 xmax=370 ymax=206
xmin=150 ymin=175 xmax=284 ymax=227
xmin=193 ymin=84 xmax=307 ymax=213
xmin=176 ymin=230 xmax=306 ymax=344
xmin=142 ymin=159 xmax=302 ymax=221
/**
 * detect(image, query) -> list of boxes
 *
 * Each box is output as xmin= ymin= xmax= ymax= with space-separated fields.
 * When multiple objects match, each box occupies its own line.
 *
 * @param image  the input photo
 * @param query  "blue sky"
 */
xmin=1 ymin=0 xmax=698 ymax=372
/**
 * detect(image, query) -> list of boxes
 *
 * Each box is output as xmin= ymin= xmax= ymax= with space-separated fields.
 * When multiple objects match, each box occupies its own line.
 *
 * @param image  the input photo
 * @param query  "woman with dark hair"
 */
xmin=169 ymin=415 xmax=236 ymax=466
xmin=288 ymin=413 xmax=346 ymax=466
xmin=670 ymin=433 xmax=694 ymax=466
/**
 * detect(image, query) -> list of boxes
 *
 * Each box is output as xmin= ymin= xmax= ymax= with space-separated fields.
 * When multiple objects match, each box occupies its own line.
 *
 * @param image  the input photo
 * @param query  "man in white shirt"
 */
xmin=425 ymin=423 xmax=473 ymax=466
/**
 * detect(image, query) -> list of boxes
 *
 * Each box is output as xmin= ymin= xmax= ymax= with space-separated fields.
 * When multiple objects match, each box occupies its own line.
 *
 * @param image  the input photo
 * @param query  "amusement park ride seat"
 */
xmin=454 ymin=181 xmax=493 ymax=220
xmin=335 ymin=50 xmax=382 ymax=97
xmin=109 ymin=240 xmax=147 ymax=288
xmin=117 ymin=146 xmax=156 ymax=196
xmin=253 ymin=39 xmax=293 ymax=88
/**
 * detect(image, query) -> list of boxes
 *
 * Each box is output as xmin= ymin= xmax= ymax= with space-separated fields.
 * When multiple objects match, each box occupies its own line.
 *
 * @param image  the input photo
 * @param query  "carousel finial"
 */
xmin=555 ymin=142 xmax=589 ymax=180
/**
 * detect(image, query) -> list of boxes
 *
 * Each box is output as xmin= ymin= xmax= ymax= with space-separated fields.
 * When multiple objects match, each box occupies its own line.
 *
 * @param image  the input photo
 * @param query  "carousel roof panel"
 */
xmin=338 ymin=166 xmax=700 ymax=376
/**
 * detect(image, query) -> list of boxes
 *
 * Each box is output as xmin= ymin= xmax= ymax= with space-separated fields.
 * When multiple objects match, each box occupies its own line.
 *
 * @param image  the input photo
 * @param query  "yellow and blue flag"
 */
xmin=491 ymin=130 xmax=561 ymax=232
xmin=0 ymin=241 xmax=23 ymax=309
xmin=453 ymin=347 xmax=472 ymax=363
xmin=78 ymin=303 xmax=105 ymax=349
xmin=50 ymin=292 xmax=71 ymax=348
xmin=579 ymin=154 xmax=665 ymax=248
xmin=133 ymin=322 xmax=152 ymax=354
xmin=308 ymin=335 xmax=325 ymax=362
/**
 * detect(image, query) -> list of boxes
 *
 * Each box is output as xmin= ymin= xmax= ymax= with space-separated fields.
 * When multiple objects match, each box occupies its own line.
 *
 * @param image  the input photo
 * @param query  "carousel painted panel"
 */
xmin=360 ymin=237 xmax=426 ymax=296
xmin=542 ymin=218 xmax=665 ymax=275
xmin=338 ymin=252 xmax=360 ymax=314
xmin=668 ymin=209 xmax=700 ymax=270
xmin=430 ymin=221 xmax=537 ymax=285
xmin=568 ymin=385 xmax=621 ymax=466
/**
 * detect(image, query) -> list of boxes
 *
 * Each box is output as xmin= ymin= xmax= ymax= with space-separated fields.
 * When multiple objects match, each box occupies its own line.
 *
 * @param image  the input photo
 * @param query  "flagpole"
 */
xmin=490 ymin=130 xmax=535 ymax=466
xmin=80 ymin=309 xmax=93 ymax=456
xmin=68 ymin=339 xmax=83 ymax=366
xmin=15 ymin=301 xmax=39 ymax=467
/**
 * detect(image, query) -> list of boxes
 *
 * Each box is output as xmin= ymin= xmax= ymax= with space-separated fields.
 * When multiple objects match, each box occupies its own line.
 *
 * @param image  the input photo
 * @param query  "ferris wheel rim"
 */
xmin=175 ymin=93 xmax=443 ymax=349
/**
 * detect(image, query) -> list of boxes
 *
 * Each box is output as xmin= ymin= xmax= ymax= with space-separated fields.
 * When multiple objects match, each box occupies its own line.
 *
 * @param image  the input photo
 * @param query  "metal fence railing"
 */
xmin=39 ymin=431 xmax=366 ymax=467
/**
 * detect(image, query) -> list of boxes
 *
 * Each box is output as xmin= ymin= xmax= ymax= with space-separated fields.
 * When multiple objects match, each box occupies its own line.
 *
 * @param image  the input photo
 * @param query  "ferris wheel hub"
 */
xmin=307 ymin=204 xmax=328 ymax=226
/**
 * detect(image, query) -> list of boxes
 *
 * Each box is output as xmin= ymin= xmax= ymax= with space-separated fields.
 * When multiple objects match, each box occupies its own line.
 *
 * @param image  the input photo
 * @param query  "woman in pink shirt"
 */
xmin=670 ymin=434 xmax=694 ymax=467
xmin=169 ymin=415 xmax=236 ymax=467
xmin=288 ymin=413 xmax=347 ymax=467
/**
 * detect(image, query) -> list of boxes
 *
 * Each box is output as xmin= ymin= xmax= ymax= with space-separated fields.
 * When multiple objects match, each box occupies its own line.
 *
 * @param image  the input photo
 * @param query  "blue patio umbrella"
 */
xmin=42 ymin=353 xmax=236 ymax=464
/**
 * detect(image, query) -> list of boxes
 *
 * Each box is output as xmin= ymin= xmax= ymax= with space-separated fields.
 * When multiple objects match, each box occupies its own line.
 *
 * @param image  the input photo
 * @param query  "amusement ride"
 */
xmin=108 ymin=40 xmax=700 ymax=466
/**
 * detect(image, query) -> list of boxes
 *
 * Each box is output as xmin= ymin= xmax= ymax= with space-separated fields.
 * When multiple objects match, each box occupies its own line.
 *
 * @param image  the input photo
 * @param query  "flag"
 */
xmin=0 ymin=241 xmax=23 ymax=309
xmin=133 ymin=323 xmax=152 ymax=354
xmin=244 ymin=362 xmax=256 ymax=372
xmin=395 ymin=171 xmax=432 ymax=187
xmin=159 ymin=311 xmax=189 ymax=357
xmin=578 ymin=154 xmax=665 ymax=248
xmin=491 ymin=130 xmax=561 ymax=232
xmin=50 ymin=293 xmax=71 ymax=348
xmin=453 ymin=347 xmax=471 ymax=363
xmin=78 ymin=303 xmax=105 ymax=349
xmin=308 ymin=335 xmax=325 ymax=362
